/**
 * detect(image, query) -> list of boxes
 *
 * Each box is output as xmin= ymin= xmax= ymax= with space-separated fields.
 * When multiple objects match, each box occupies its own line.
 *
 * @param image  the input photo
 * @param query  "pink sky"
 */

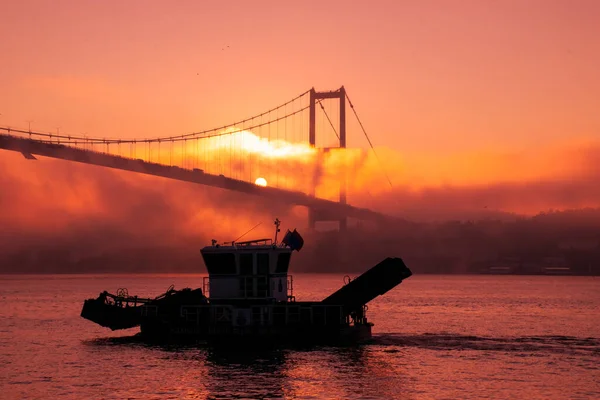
xmin=1 ymin=0 xmax=598 ymax=155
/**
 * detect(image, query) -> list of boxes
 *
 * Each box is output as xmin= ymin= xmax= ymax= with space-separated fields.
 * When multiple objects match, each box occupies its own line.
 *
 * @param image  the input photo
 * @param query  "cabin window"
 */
xmin=240 ymin=253 xmax=253 ymax=275
xmin=275 ymin=253 xmax=291 ymax=273
xmin=203 ymin=253 xmax=236 ymax=274
xmin=240 ymin=276 xmax=253 ymax=297
xmin=257 ymin=253 xmax=269 ymax=275
xmin=257 ymin=276 xmax=268 ymax=297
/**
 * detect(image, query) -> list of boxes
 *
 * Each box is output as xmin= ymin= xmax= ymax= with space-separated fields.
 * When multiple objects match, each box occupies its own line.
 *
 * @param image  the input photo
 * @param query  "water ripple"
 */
xmin=372 ymin=333 xmax=600 ymax=356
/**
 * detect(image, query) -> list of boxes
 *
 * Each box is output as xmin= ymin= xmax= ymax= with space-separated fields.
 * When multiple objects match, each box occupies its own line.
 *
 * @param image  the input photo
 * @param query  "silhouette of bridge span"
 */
xmin=0 ymin=87 xmax=393 ymax=227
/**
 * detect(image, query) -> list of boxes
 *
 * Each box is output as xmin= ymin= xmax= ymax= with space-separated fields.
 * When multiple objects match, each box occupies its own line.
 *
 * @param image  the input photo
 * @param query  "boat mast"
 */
xmin=274 ymin=218 xmax=281 ymax=244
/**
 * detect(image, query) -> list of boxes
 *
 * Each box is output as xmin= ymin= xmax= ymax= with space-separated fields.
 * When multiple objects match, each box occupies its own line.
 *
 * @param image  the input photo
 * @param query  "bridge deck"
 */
xmin=0 ymin=134 xmax=389 ymax=223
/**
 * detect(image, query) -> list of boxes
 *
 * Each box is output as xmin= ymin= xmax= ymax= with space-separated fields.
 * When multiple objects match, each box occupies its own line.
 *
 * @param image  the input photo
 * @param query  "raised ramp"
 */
xmin=321 ymin=257 xmax=412 ymax=313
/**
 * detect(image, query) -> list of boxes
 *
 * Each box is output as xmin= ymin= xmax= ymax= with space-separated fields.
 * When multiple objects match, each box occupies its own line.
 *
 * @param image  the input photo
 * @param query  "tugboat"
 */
xmin=81 ymin=219 xmax=412 ymax=345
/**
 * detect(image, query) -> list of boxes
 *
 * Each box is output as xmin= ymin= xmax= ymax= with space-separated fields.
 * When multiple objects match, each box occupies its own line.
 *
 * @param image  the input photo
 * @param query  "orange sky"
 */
xmin=2 ymin=0 xmax=600 ymax=272
xmin=1 ymin=0 xmax=598 ymax=153
xmin=1 ymin=0 xmax=600 ymax=226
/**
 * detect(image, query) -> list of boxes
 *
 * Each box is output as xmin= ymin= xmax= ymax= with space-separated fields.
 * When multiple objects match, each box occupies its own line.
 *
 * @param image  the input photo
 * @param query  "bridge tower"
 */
xmin=308 ymin=86 xmax=347 ymax=231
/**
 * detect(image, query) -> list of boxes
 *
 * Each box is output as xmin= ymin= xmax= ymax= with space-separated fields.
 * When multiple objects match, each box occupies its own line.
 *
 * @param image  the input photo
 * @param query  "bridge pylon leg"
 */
xmin=307 ymin=208 xmax=347 ymax=232
xmin=308 ymin=86 xmax=348 ymax=233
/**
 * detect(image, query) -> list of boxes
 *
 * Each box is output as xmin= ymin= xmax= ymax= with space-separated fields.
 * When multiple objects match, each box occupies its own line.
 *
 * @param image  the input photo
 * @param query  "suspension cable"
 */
xmin=345 ymin=91 xmax=394 ymax=189
xmin=316 ymin=100 xmax=340 ymax=141
xmin=0 ymin=89 xmax=311 ymax=145
xmin=0 ymin=104 xmax=310 ymax=146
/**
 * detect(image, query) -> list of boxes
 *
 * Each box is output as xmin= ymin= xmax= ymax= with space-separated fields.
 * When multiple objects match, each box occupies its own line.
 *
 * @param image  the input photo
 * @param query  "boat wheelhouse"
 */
xmin=201 ymin=237 xmax=294 ymax=303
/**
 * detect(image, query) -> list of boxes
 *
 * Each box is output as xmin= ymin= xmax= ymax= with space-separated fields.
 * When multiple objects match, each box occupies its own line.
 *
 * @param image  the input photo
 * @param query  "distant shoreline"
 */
xmin=0 ymin=271 xmax=595 ymax=277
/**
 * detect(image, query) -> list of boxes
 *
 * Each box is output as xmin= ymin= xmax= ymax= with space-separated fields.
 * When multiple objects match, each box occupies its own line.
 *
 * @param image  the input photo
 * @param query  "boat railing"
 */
xmin=203 ymin=274 xmax=293 ymax=300
xmin=181 ymin=305 xmax=207 ymax=324
xmin=178 ymin=303 xmax=349 ymax=327
xmin=141 ymin=305 xmax=158 ymax=317
xmin=100 ymin=291 xmax=148 ymax=308
xmin=98 ymin=284 xmax=176 ymax=308
xmin=348 ymin=304 xmax=369 ymax=326
xmin=287 ymin=275 xmax=295 ymax=302
xmin=219 ymin=238 xmax=273 ymax=247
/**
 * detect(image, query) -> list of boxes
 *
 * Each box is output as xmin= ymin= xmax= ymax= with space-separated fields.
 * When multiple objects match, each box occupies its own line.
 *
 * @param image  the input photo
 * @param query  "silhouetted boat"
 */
xmin=81 ymin=219 xmax=412 ymax=345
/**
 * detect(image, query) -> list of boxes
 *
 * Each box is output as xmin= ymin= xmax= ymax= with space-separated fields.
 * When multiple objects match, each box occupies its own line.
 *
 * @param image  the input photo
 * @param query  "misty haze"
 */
xmin=1 ymin=1 xmax=599 ymax=399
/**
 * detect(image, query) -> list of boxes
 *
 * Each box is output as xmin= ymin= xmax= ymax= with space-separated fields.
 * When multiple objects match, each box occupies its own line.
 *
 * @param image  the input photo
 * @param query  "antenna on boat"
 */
xmin=274 ymin=218 xmax=281 ymax=244
xmin=232 ymin=222 xmax=262 ymax=244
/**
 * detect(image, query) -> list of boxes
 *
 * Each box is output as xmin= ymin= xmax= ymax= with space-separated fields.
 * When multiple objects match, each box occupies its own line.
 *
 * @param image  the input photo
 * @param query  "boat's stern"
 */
xmin=80 ymin=295 xmax=142 ymax=331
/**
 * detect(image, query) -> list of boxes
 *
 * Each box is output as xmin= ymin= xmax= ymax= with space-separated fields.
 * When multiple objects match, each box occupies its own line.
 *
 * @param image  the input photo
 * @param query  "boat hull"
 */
xmin=140 ymin=320 xmax=372 ymax=346
xmin=80 ymin=288 xmax=207 ymax=331
xmin=81 ymin=298 xmax=142 ymax=330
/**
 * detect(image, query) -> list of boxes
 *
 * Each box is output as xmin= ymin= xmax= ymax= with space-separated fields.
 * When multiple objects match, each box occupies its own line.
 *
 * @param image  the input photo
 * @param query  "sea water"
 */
xmin=0 ymin=274 xmax=598 ymax=399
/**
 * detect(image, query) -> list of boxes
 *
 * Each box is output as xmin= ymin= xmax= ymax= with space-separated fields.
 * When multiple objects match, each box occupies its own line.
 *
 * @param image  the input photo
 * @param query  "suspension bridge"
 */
xmin=0 ymin=86 xmax=393 ymax=229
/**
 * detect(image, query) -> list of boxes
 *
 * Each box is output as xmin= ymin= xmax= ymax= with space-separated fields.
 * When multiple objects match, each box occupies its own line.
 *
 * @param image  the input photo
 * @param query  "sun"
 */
xmin=254 ymin=177 xmax=267 ymax=187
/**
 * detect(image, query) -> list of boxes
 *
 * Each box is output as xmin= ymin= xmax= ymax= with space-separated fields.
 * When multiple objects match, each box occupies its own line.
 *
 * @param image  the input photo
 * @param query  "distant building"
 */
xmin=558 ymin=238 xmax=599 ymax=251
xmin=541 ymin=256 xmax=571 ymax=275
